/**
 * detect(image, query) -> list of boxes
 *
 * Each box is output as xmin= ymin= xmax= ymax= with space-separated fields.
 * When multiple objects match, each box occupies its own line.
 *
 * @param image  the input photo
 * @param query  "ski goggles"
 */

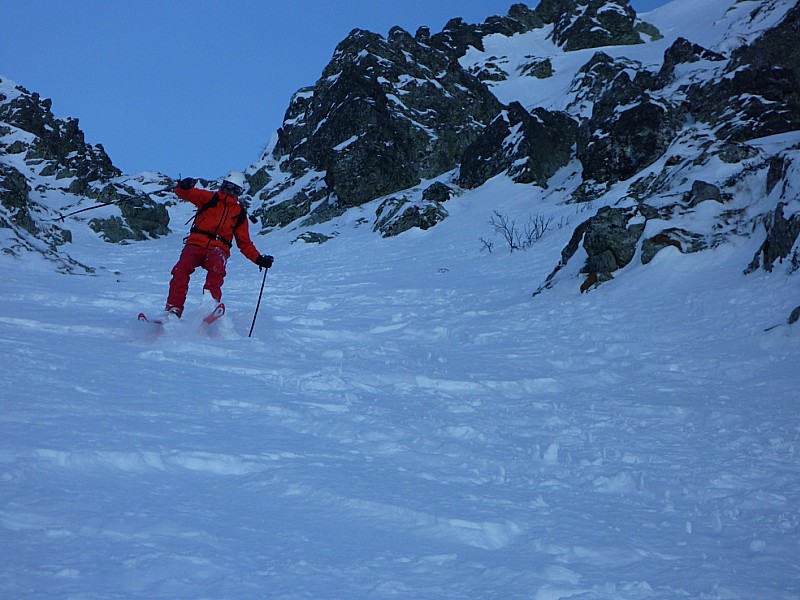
xmin=220 ymin=181 xmax=244 ymax=196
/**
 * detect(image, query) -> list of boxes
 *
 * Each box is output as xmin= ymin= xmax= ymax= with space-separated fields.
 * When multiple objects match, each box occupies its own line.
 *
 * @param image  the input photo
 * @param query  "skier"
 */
xmin=164 ymin=171 xmax=273 ymax=318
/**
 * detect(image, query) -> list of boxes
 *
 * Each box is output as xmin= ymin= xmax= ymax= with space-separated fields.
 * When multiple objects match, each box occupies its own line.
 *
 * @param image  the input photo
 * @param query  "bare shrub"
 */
xmin=487 ymin=210 xmax=554 ymax=253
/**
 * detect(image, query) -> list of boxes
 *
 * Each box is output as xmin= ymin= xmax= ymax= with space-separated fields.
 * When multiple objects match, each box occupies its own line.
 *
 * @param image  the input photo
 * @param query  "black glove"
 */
xmin=178 ymin=177 xmax=197 ymax=190
xmin=256 ymin=254 xmax=274 ymax=270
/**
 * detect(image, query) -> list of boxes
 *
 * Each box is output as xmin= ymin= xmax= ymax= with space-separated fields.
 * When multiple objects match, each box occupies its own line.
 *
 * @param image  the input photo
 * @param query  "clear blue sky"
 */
xmin=2 ymin=0 xmax=670 ymax=180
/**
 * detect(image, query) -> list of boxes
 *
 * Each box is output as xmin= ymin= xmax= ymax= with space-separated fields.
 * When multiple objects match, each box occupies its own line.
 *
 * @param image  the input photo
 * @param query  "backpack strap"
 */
xmin=183 ymin=192 xmax=220 ymax=226
xmin=189 ymin=226 xmax=233 ymax=247
xmin=233 ymin=206 xmax=249 ymax=230
xmin=198 ymin=192 xmax=220 ymax=215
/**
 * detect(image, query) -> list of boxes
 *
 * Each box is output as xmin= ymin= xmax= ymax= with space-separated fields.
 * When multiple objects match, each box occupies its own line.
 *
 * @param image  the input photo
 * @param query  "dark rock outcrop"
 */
xmin=687 ymin=4 xmax=800 ymax=143
xmin=0 ymin=77 xmax=171 ymax=260
xmin=270 ymin=27 xmax=502 ymax=212
xmin=373 ymin=196 xmax=448 ymax=238
xmin=459 ymin=102 xmax=578 ymax=189
xmin=87 ymin=184 xmax=170 ymax=243
xmin=580 ymin=206 xmax=646 ymax=286
xmin=641 ymin=228 xmax=706 ymax=264
xmin=538 ymin=0 xmax=644 ymax=51
xmin=0 ymin=162 xmax=86 ymax=272
xmin=656 ymin=37 xmax=725 ymax=85
xmin=428 ymin=4 xmax=545 ymax=57
xmin=256 ymin=1 xmax=667 ymax=235
xmin=535 ymin=206 xmax=647 ymax=294
xmin=0 ymin=85 xmax=119 ymax=185
xmin=578 ymin=94 xmax=682 ymax=185
xmin=746 ymin=202 xmax=800 ymax=273
xmin=568 ymin=51 xmax=682 ymax=188
xmin=0 ymin=163 xmax=37 ymax=236
xmin=422 ymin=182 xmax=455 ymax=203
xmin=684 ymin=180 xmax=726 ymax=207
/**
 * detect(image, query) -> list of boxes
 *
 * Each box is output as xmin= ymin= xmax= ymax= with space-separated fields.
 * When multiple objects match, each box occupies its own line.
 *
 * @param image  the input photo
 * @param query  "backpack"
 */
xmin=186 ymin=192 xmax=251 ymax=247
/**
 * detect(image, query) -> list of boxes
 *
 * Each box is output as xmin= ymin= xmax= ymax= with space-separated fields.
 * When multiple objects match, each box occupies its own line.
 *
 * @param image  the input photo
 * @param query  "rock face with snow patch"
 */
xmin=251 ymin=3 xmax=594 ymax=234
xmin=535 ymin=205 xmax=647 ymax=294
xmin=746 ymin=202 xmax=800 ymax=273
xmin=86 ymin=183 xmax=170 ymax=243
xmin=0 ymin=77 xmax=170 ymax=270
xmin=569 ymin=49 xmax=685 ymax=190
xmin=427 ymin=4 xmax=545 ymax=57
xmin=240 ymin=0 xmax=800 ymax=309
xmin=539 ymin=0 xmax=644 ymax=51
xmin=527 ymin=1 xmax=800 ymax=293
xmin=0 ymin=86 xmax=118 ymax=189
xmin=268 ymin=26 xmax=502 ymax=213
xmin=459 ymin=102 xmax=578 ymax=188
xmin=685 ymin=7 xmax=800 ymax=144
xmin=373 ymin=196 xmax=449 ymax=238
xmin=250 ymin=0 xmax=661 ymax=236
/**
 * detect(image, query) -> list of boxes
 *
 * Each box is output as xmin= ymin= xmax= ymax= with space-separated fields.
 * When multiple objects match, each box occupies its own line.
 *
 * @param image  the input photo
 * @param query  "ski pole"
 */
xmin=49 ymin=198 xmax=130 ymax=222
xmin=249 ymin=267 xmax=269 ymax=338
xmin=47 ymin=183 xmax=176 ymax=222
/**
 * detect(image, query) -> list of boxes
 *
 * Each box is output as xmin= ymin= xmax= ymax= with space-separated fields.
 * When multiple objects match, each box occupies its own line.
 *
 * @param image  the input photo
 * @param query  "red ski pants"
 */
xmin=166 ymin=244 xmax=228 ymax=311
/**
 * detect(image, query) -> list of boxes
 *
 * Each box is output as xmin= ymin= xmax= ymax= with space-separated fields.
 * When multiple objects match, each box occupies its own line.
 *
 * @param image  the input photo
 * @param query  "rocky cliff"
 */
xmin=533 ymin=0 xmax=800 ymax=294
xmin=242 ymin=0 xmax=798 ymax=309
xmin=248 ymin=0 xmax=654 ymax=238
xmin=0 ymin=78 xmax=170 ymax=271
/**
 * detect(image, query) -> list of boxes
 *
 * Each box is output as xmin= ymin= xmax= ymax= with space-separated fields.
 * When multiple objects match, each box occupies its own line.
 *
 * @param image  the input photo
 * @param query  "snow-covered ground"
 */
xmin=3 ymin=0 xmax=800 ymax=597
xmin=1 ymin=171 xmax=798 ymax=598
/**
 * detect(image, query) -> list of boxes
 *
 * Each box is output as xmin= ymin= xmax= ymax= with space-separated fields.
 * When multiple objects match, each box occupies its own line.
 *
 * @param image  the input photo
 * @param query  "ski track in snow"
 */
xmin=1 ymin=217 xmax=799 ymax=599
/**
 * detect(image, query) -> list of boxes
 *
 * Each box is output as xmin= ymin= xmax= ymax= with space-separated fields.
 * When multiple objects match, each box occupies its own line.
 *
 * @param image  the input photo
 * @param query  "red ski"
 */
xmin=138 ymin=312 xmax=165 ymax=326
xmin=203 ymin=303 xmax=225 ymax=325
xmin=137 ymin=303 xmax=224 ymax=335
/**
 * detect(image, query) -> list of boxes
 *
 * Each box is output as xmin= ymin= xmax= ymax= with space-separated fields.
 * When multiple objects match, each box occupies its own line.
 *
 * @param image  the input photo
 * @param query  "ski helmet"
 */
xmin=221 ymin=171 xmax=246 ymax=195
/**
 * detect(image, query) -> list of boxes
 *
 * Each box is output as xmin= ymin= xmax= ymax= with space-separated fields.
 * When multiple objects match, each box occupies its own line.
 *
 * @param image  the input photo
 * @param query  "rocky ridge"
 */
xmin=247 ymin=0 xmax=652 ymax=239
xmin=534 ymin=0 xmax=800 ymax=295
xmin=0 ymin=78 xmax=170 ymax=272
xmin=244 ymin=0 xmax=799 ymax=312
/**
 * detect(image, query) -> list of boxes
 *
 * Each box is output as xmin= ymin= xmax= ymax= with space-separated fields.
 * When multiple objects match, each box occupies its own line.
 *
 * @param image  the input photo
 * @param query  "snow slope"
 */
xmin=2 ymin=0 xmax=800 ymax=598
xmin=1 ymin=170 xmax=799 ymax=598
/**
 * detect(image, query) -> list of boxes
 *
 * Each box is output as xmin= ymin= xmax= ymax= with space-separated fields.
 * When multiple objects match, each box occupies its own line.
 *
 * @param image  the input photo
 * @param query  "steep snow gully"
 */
xmin=2 ymin=0 xmax=800 ymax=597
xmin=1 ymin=191 xmax=799 ymax=598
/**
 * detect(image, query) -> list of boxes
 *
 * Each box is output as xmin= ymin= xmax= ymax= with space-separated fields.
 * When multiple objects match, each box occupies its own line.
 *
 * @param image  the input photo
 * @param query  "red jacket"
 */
xmin=175 ymin=186 xmax=261 ymax=263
